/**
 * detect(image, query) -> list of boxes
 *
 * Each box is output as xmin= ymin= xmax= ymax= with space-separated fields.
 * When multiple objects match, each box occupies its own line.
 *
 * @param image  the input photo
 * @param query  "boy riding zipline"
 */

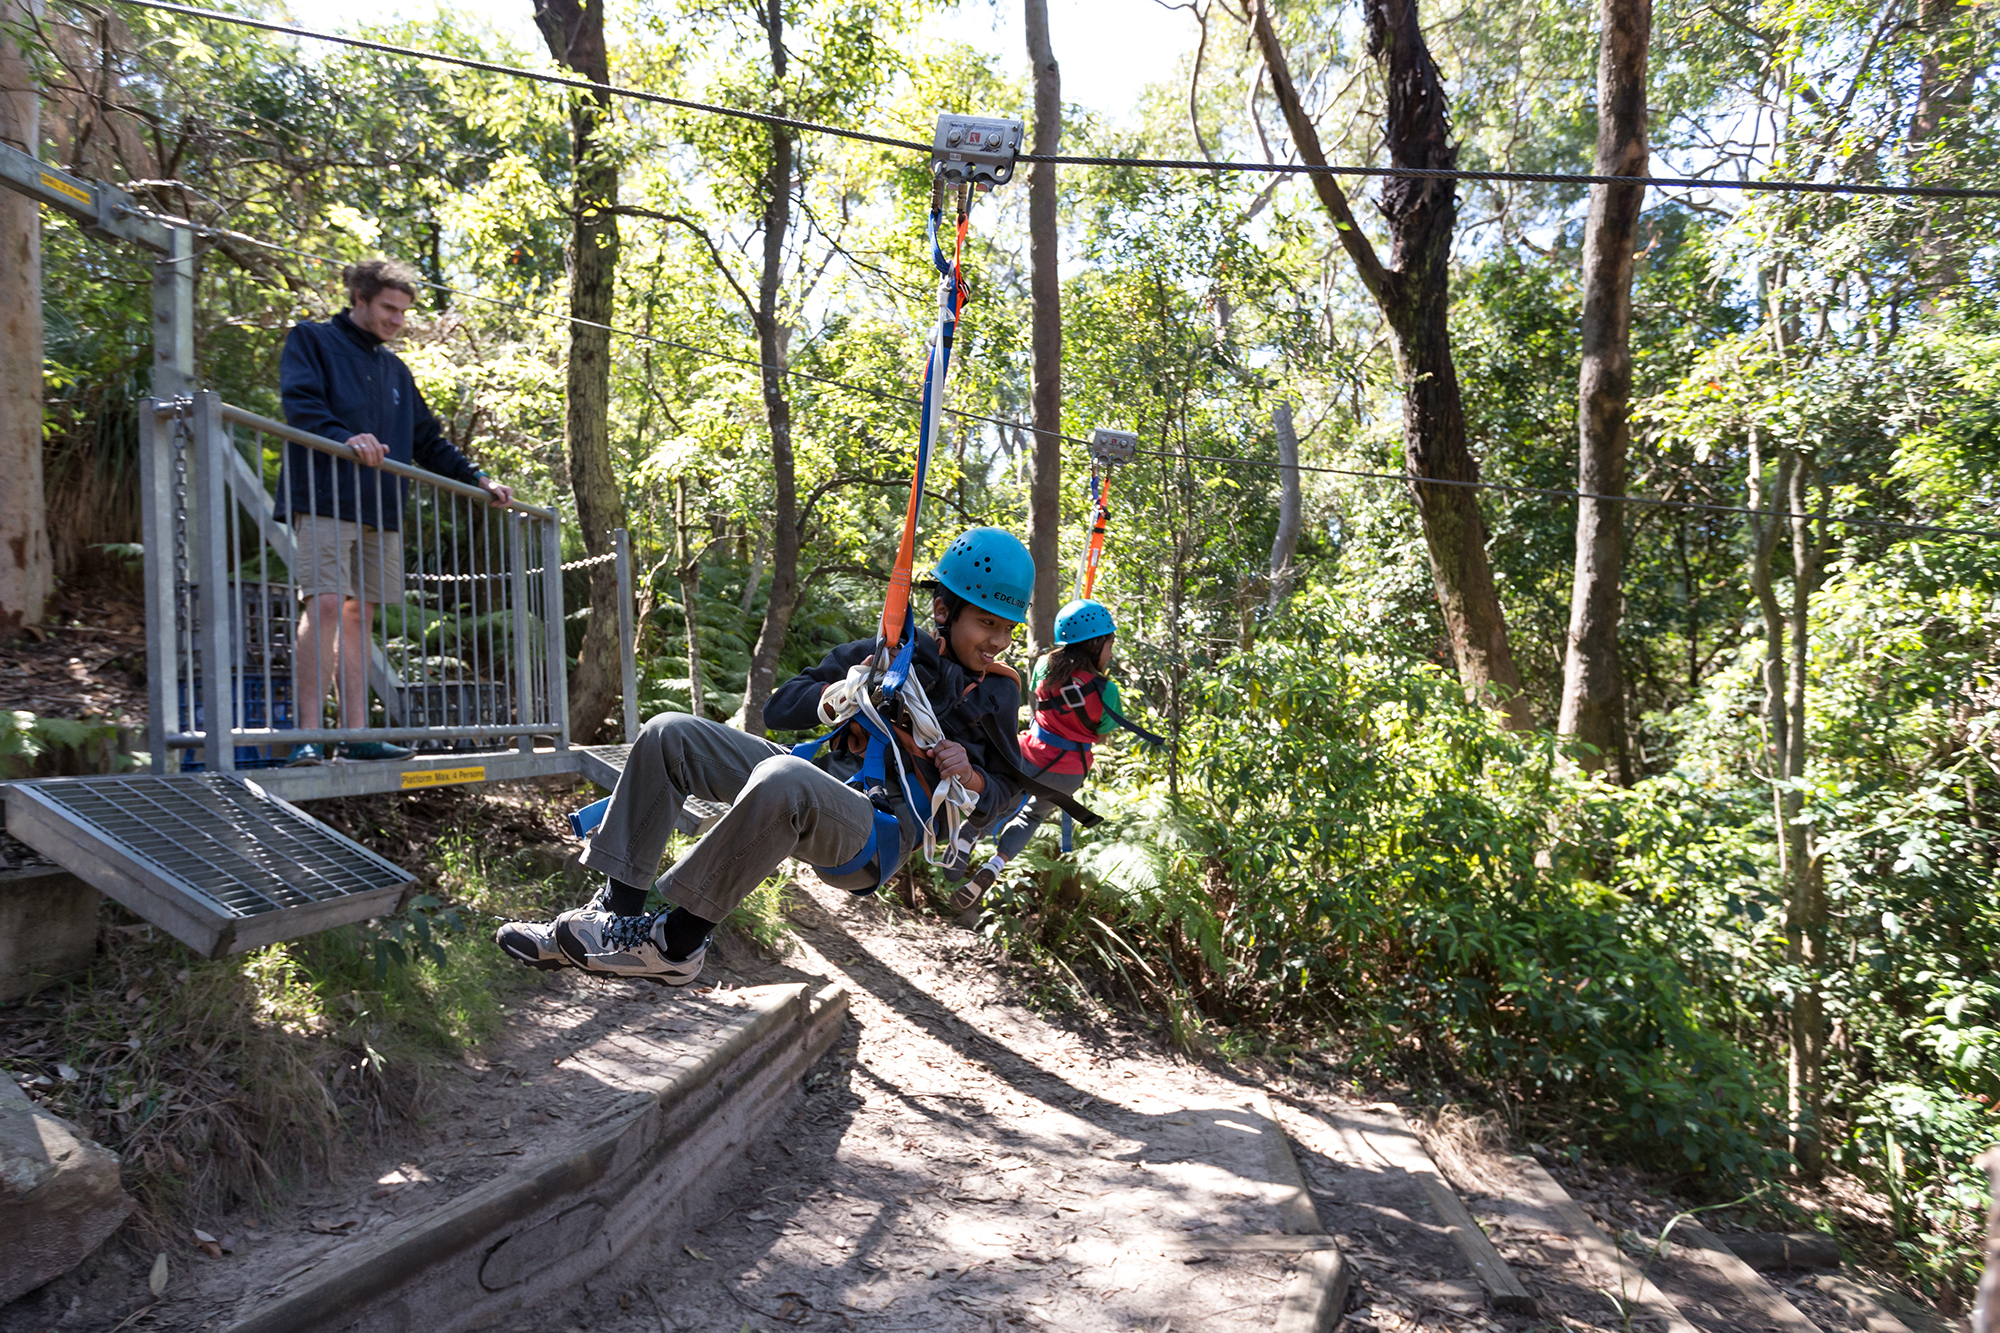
xmin=495 ymin=527 xmax=1094 ymax=985
xmin=946 ymin=597 xmax=1158 ymax=915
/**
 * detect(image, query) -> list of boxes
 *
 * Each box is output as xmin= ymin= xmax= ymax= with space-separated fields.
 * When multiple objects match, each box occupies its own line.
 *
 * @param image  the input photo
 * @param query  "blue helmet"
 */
xmin=932 ymin=527 xmax=1035 ymax=623
xmin=1054 ymin=598 xmax=1116 ymax=645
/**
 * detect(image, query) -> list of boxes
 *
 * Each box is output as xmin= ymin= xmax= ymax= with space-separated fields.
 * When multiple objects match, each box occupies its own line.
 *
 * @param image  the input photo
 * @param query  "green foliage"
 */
xmin=986 ymin=593 xmax=1786 ymax=1183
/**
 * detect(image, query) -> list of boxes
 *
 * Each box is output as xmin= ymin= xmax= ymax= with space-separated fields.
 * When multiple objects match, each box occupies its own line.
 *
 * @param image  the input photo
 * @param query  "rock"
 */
xmin=0 ymin=1075 xmax=134 ymax=1303
xmin=1723 ymin=1230 xmax=1842 ymax=1271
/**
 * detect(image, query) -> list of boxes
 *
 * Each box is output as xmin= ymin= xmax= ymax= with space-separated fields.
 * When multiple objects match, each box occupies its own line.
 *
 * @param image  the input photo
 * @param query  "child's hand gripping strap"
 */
xmin=792 ymin=609 xmax=977 ymax=885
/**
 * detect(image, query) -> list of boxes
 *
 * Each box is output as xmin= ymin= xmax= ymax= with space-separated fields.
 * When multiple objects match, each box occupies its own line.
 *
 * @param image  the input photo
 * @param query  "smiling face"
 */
xmin=935 ymin=596 xmax=1017 ymax=674
xmin=349 ymin=287 xmax=414 ymax=342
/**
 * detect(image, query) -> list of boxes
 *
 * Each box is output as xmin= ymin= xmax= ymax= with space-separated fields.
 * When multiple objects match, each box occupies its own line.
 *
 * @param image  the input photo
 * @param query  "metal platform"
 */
xmin=246 ymin=745 xmax=583 ymax=802
xmin=3 ymin=775 xmax=416 ymax=958
xmin=577 ymin=743 xmax=631 ymax=791
xmin=576 ymin=743 xmax=730 ymax=825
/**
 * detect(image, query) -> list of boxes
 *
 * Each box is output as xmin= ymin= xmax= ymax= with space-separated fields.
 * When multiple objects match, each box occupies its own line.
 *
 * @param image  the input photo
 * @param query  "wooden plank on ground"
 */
xmin=1336 ymin=1105 xmax=1537 ymax=1315
xmin=1505 ymin=1155 xmax=1701 ymax=1333
xmin=1245 ymin=1094 xmax=1349 ymax=1333
xmin=1670 ymin=1220 xmax=1823 ymax=1333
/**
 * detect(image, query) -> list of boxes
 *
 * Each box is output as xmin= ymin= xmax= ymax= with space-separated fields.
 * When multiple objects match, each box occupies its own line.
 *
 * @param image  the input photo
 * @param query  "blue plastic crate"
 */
xmin=177 ymin=676 xmax=298 ymax=771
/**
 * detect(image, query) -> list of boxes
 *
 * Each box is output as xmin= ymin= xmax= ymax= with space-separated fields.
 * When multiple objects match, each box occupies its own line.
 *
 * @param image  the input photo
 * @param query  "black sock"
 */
xmin=604 ymin=876 xmax=649 ymax=916
xmin=658 ymin=906 xmax=717 ymax=962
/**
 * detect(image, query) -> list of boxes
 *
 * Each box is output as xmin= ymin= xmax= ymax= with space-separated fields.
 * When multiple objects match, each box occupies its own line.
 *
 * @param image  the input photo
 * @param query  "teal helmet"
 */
xmin=932 ymin=527 xmax=1034 ymax=623
xmin=1054 ymin=599 xmax=1116 ymax=645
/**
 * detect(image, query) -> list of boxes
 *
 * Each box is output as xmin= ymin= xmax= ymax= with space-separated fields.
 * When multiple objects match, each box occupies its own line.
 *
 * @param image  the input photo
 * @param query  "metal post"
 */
xmin=138 ymin=401 xmax=174 ymax=773
xmin=543 ymin=521 xmax=571 ymax=752
xmin=613 ymin=527 xmax=638 ymax=743
xmin=151 ymin=226 xmax=194 ymax=401
xmin=192 ymin=391 xmax=235 ymax=772
xmin=508 ymin=516 xmax=536 ymax=755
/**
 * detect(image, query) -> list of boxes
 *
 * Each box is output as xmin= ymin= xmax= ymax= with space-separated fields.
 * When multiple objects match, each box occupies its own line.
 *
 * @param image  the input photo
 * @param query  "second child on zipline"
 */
xmin=494 ymin=527 xmax=1091 ymax=985
xmin=946 ymin=597 xmax=1153 ymax=915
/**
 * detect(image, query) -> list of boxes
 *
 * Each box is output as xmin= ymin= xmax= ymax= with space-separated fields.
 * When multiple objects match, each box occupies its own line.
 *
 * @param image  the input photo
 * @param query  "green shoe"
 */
xmin=339 ymin=740 xmax=413 ymax=762
xmin=285 ymin=743 xmax=326 ymax=767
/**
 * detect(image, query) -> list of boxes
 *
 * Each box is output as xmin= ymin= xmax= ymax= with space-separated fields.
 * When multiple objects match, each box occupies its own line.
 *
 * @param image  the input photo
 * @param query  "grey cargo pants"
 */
xmin=992 ymin=766 xmax=1088 ymax=860
xmin=577 ymin=712 xmax=912 ymax=921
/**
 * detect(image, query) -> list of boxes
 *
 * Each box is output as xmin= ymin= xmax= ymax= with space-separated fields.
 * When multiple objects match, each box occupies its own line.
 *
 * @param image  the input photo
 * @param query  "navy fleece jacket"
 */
xmin=766 ymin=630 xmax=1028 ymax=833
xmin=276 ymin=312 xmax=483 ymax=531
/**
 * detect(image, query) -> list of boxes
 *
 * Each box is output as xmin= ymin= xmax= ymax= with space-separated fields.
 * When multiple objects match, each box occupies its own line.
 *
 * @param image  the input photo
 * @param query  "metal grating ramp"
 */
xmin=576 ymin=743 xmax=728 ymax=822
xmin=3 ymin=774 xmax=416 ymax=958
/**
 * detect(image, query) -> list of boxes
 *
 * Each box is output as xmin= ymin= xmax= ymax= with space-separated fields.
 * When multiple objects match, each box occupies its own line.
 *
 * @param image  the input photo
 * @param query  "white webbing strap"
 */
xmin=816 ymin=658 xmax=977 ymax=863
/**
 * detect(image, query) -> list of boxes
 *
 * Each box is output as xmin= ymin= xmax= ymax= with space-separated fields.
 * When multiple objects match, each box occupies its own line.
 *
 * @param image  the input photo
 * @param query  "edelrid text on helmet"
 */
xmin=933 ymin=527 xmax=1035 ymax=623
xmin=1054 ymin=599 xmax=1116 ymax=645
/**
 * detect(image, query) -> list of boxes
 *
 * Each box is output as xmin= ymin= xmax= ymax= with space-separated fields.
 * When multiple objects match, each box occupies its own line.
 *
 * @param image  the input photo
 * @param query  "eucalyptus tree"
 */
xmin=1023 ymin=0 xmax=1063 ymax=654
xmin=1 ymin=0 xmax=48 ymax=640
xmin=535 ymin=0 xmax=629 ymax=742
xmin=1247 ymin=0 xmax=1533 ymax=730
xmin=1558 ymin=0 xmax=1649 ymax=785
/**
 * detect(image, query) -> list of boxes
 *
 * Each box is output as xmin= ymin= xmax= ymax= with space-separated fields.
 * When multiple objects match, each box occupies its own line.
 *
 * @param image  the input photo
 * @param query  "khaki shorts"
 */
xmin=291 ymin=514 xmax=404 ymax=601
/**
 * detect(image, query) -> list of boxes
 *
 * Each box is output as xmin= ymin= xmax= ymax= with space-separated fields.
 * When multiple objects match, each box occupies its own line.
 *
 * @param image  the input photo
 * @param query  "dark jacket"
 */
xmin=767 ymin=630 xmax=1028 ymax=833
xmin=276 ymin=312 xmax=482 ymax=531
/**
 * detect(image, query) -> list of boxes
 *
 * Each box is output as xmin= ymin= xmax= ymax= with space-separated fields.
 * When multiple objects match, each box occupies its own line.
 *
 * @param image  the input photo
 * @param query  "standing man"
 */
xmin=277 ymin=259 xmax=514 ymax=763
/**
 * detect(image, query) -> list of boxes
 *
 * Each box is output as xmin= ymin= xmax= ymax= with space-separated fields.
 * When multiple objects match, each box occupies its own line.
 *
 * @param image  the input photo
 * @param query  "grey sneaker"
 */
xmin=553 ymin=909 xmax=707 ymax=985
xmin=494 ymin=886 xmax=611 ymax=972
xmin=948 ymin=862 xmax=999 ymax=915
xmin=494 ymin=918 xmax=568 ymax=970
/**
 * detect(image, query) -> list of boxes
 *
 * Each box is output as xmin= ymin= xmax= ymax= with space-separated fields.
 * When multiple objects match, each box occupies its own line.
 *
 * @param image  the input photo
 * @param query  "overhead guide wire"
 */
xmin=116 ymin=0 xmax=2000 ymax=202
xmin=110 ymin=202 xmax=2000 ymax=544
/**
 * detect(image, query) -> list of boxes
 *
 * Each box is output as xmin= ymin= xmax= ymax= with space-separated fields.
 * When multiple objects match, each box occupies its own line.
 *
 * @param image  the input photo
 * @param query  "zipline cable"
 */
xmin=113 ymin=0 xmax=932 ymax=155
xmin=113 ymin=204 xmax=2000 ymax=544
xmin=114 ymin=0 xmax=2000 ymax=204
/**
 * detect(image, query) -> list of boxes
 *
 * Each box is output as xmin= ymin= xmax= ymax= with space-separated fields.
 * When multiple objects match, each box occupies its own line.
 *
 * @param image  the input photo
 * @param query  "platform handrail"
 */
xmin=197 ymin=401 xmax=560 ymax=520
xmin=142 ymin=391 xmax=571 ymax=773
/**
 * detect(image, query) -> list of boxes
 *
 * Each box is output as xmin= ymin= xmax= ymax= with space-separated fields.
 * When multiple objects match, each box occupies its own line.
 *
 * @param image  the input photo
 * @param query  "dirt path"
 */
xmin=550 ymin=879 xmax=1323 ymax=1333
xmin=6 ymin=860 xmax=1879 ymax=1333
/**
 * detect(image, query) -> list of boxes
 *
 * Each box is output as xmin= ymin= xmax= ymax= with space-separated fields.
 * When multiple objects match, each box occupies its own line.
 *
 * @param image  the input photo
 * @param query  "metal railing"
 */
xmin=141 ymin=392 xmax=581 ymax=772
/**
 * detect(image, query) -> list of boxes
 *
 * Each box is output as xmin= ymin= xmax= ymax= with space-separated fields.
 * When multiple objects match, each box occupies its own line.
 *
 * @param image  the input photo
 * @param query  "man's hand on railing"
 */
xmin=347 ymin=432 xmax=389 ymax=466
xmin=480 ymin=478 xmax=515 ymax=507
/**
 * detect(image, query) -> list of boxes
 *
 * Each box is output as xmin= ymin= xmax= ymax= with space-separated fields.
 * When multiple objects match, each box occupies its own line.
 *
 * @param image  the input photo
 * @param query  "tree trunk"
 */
xmin=534 ymin=0 xmax=627 ymax=742
xmin=740 ymin=0 xmax=796 ymax=736
xmin=1024 ymin=0 xmax=1063 ymax=654
xmin=1267 ymin=399 xmax=1302 ymax=610
xmin=1784 ymin=454 xmax=1826 ymax=1178
xmin=1747 ymin=427 xmax=1825 ymax=1177
xmin=1250 ymin=0 xmax=1530 ymax=729
xmin=1558 ymin=0 xmax=1647 ymax=783
xmin=0 ymin=0 xmax=49 ymax=641
xmin=675 ymin=477 xmax=705 ymax=719
xmin=1909 ymin=0 xmax=1982 ymax=308
xmin=1974 ymin=1147 xmax=2000 ymax=1333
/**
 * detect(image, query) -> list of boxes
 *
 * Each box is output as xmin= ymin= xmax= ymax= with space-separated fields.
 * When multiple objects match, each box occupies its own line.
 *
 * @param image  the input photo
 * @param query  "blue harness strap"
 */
xmin=1029 ymin=721 xmax=1088 ymax=753
xmin=819 ymin=805 xmax=904 ymax=895
xmin=791 ymin=606 xmax=929 ymax=891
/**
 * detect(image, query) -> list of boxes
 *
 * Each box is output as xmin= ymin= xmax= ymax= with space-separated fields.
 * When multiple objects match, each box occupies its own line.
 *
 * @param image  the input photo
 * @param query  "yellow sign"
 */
xmin=40 ymin=172 xmax=91 ymax=208
xmin=401 ymin=766 xmax=487 ymax=790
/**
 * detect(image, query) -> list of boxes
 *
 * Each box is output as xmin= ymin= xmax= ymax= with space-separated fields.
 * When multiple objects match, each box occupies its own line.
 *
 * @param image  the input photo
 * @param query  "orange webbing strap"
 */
xmin=1079 ymin=465 xmax=1112 ymax=599
xmin=881 ymin=198 xmax=973 ymax=649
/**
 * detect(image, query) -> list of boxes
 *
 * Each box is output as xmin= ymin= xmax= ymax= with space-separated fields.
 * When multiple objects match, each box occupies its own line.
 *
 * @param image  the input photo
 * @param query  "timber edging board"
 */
xmin=221 ymin=981 xmax=849 ymax=1333
xmin=1251 ymin=1093 xmax=1350 ymax=1333
xmin=1361 ymin=1106 xmax=1538 ymax=1314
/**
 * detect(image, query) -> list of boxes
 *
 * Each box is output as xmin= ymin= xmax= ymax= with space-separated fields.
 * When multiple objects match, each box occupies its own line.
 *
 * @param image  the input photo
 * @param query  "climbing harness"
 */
xmin=791 ymin=117 xmax=1025 ymax=892
xmin=1076 ymin=429 xmax=1137 ymax=600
